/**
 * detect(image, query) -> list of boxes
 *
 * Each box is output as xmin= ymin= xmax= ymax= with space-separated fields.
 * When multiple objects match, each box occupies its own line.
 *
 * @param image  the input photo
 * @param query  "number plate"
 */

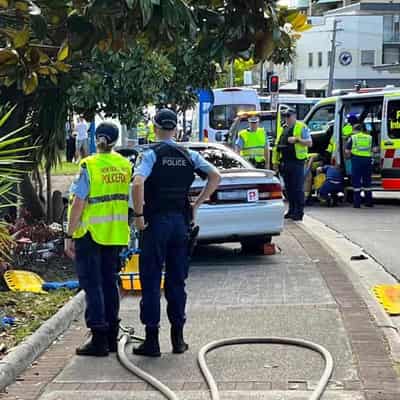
xmin=217 ymin=190 xmax=247 ymax=201
xmin=247 ymin=189 xmax=259 ymax=202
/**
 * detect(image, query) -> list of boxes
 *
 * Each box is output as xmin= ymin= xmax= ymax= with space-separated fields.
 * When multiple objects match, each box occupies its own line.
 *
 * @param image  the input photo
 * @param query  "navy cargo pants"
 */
xmin=281 ymin=159 xmax=305 ymax=219
xmin=139 ymin=213 xmax=190 ymax=328
xmin=75 ymin=233 xmax=122 ymax=331
xmin=351 ymin=156 xmax=373 ymax=208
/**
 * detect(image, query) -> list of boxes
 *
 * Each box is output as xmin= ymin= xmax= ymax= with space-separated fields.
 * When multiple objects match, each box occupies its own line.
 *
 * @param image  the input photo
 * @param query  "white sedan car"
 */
xmin=126 ymin=142 xmax=284 ymax=250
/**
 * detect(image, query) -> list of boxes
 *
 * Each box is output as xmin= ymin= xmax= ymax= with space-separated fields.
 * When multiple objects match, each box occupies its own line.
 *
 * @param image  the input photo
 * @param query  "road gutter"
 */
xmin=300 ymin=215 xmax=400 ymax=363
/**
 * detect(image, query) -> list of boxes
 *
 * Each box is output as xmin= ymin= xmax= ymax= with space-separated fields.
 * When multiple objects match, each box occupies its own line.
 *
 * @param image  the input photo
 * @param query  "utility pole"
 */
xmin=327 ymin=19 xmax=339 ymax=96
xmin=260 ymin=61 xmax=264 ymax=91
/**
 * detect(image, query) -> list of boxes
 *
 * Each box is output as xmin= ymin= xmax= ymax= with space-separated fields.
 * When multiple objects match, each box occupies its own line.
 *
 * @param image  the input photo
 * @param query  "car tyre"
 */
xmin=241 ymin=236 xmax=272 ymax=254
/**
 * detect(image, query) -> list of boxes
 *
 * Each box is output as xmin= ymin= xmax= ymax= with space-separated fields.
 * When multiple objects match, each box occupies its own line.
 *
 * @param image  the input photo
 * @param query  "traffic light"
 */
xmin=269 ymin=75 xmax=279 ymax=93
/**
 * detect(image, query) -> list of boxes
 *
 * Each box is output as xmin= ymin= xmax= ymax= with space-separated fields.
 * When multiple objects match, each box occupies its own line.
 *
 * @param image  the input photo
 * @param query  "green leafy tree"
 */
xmin=68 ymin=45 xmax=174 ymax=127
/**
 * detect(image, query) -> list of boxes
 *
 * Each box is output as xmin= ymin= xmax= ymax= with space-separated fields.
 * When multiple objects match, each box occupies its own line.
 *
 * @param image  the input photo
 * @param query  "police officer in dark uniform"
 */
xmin=132 ymin=109 xmax=221 ymax=357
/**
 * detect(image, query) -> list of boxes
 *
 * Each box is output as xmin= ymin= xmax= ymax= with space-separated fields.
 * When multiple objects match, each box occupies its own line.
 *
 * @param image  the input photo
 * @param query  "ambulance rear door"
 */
xmin=382 ymin=94 xmax=400 ymax=190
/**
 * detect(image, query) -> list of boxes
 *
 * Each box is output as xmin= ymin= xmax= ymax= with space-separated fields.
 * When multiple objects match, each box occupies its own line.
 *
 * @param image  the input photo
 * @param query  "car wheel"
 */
xmin=241 ymin=236 xmax=272 ymax=254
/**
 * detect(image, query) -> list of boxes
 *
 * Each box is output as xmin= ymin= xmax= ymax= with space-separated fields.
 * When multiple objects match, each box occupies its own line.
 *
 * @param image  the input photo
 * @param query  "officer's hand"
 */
xmin=134 ymin=216 xmax=148 ymax=231
xmin=287 ymin=136 xmax=297 ymax=144
xmin=191 ymin=204 xmax=199 ymax=222
xmin=64 ymin=239 xmax=75 ymax=260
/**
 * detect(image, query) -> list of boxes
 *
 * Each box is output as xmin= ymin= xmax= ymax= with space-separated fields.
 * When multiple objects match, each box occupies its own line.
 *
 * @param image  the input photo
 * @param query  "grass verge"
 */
xmin=0 ymin=290 xmax=76 ymax=352
xmin=51 ymin=162 xmax=79 ymax=176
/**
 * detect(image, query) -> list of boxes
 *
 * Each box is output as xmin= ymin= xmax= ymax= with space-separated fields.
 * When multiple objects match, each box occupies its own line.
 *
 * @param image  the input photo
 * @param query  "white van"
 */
xmin=192 ymin=88 xmax=260 ymax=142
xmin=259 ymin=94 xmax=320 ymax=120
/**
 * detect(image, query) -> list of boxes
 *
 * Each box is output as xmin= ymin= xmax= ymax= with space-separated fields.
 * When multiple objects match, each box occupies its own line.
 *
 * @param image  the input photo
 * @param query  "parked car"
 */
xmin=122 ymin=142 xmax=285 ymax=250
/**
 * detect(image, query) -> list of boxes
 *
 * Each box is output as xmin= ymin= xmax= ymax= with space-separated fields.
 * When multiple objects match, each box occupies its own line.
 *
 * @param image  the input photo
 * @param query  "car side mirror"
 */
xmin=215 ymin=131 xmax=222 ymax=142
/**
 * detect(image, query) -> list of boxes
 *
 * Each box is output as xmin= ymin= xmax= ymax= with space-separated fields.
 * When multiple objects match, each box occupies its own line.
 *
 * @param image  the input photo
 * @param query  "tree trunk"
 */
xmin=183 ymin=110 xmax=187 ymax=139
xmin=46 ymin=165 xmax=53 ymax=223
xmin=20 ymin=174 xmax=46 ymax=221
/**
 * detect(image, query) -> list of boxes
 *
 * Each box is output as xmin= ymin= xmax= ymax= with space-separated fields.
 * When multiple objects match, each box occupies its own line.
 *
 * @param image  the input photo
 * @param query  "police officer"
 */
xmin=345 ymin=120 xmax=375 ymax=208
xmin=273 ymin=108 xmax=312 ymax=221
xmin=235 ymin=116 xmax=270 ymax=169
xmin=132 ymin=109 xmax=221 ymax=357
xmin=147 ymin=120 xmax=156 ymax=143
xmin=137 ymin=120 xmax=149 ymax=145
xmin=65 ymin=123 xmax=132 ymax=357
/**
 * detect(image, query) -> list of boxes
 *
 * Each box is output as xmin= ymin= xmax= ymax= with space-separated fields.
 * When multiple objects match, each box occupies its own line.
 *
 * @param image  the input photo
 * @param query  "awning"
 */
xmin=280 ymin=80 xmax=328 ymax=91
xmin=373 ymin=63 xmax=400 ymax=73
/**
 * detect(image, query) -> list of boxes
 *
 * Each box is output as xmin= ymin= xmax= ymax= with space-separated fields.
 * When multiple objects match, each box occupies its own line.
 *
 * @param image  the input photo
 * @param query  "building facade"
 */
xmin=285 ymin=1 xmax=400 ymax=95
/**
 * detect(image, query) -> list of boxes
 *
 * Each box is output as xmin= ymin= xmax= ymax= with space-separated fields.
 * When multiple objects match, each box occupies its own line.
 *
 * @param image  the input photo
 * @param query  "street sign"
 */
xmin=196 ymin=89 xmax=215 ymax=141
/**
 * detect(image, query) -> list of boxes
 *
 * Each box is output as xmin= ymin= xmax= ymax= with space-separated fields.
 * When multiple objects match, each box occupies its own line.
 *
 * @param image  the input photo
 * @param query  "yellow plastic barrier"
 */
xmin=373 ymin=285 xmax=400 ymax=315
xmin=120 ymin=254 xmax=165 ymax=292
xmin=4 ymin=270 xmax=47 ymax=294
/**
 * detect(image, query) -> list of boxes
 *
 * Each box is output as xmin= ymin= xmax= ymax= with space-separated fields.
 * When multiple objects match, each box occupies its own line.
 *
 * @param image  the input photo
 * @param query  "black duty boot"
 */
xmin=76 ymin=330 xmax=109 ymax=357
xmin=133 ymin=327 xmax=161 ymax=357
xmin=108 ymin=324 xmax=120 ymax=353
xmin=171 ymin=325 xmax=189 ymax=354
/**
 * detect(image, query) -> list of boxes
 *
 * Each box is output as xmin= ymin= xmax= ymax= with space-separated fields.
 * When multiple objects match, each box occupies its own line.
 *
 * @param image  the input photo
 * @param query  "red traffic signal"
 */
xmin=269 ymin=75 xmax=279 ymax=93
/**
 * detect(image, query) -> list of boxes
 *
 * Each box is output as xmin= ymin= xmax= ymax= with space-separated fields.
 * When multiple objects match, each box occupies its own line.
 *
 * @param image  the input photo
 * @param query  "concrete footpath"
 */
xmin=1 ymin=222 xmax=400 ymax=400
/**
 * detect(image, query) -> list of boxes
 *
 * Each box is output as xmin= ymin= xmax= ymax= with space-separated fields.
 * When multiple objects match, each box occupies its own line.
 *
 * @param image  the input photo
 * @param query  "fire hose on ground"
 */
xmin=117 ymin=326 xmax=334 ymax=400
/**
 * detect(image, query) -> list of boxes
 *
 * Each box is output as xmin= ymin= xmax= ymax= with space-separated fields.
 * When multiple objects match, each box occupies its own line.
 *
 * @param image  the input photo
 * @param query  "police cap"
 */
xmin=248 ymin=116 xmax=259 ymax=123
xmin=282 ymin=107 xmax=296 ymax=118
xmin=95 ymin=122 xmax=119 ymax=145
xmin=154 ymin=109 xmax=177 ymax=130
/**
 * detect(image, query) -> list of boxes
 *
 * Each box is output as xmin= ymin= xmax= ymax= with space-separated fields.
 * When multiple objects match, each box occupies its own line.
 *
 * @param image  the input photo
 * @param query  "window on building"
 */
xmin=361 ymin=50 xmax=375 ymax=65
xmin=318 ymin=52 xmax=323 ymax=67
xmin=383 ymin=45 xmax=400 ymax=64
xmin=308 ymin=53 xmax=313 ymax=68
xmin=327 ymin=51 xmax=332 ymax=66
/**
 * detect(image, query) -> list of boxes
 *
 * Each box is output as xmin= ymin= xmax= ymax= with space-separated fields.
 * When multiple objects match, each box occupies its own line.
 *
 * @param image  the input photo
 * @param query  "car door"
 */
xmin=381 ymin=95 xmax=400 ymax=190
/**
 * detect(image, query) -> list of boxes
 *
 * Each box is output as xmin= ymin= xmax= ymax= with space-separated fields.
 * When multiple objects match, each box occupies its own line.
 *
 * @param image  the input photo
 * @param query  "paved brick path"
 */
xmin=1 ymin=222 xmax=399 ymax=400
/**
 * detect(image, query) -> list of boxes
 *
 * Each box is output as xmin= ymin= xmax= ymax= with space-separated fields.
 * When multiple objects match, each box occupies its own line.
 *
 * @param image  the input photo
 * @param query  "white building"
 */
xmin=284 ymin=1 xmax=400 ymax=96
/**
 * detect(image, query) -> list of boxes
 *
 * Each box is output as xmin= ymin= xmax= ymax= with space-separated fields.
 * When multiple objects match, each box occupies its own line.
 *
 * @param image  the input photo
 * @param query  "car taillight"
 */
xmin=331 ymin=157 xmax=336 ymax=166
xmin=203 ymin=129 xmax=208 ymax=142
xmin=258 ymin=183 xmax=282 ymax=200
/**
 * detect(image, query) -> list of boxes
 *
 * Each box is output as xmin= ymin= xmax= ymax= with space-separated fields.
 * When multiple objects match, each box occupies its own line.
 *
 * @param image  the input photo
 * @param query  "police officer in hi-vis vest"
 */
xmin=65 ymin=123 xmax=131 ymax=357
xmin=273 ymin=108 xmax=312 ymax=221
xmin=235 ymin=116 xmax=270 ymax=169
xmin=132 ymin=109 xmax=221 ymax=357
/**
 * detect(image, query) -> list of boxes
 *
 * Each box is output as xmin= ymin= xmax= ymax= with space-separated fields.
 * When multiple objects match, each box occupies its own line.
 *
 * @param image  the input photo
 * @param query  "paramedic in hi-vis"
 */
xmin=65 ymin=123 xmax=131 ymax=357
xmin=235 ymin=115 xmax=270 ymax=169
xmin=345 ymin=118 xmax=377 ymax=208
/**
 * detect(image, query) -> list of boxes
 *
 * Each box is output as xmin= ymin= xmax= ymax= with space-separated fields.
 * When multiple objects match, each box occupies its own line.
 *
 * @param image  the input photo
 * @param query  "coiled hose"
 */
xmin=117 ymin=327 xmax=334 ymax=400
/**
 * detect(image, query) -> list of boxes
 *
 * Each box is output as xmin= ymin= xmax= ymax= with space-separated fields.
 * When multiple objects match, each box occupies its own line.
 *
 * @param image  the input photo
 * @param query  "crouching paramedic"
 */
xmin=65 ymin=122 xmax=131 ymax=357
xmin=132 ymin=109 xmax=221 ymax=357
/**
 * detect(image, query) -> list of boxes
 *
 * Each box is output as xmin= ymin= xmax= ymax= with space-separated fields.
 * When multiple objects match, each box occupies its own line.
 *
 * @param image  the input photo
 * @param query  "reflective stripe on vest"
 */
xmin=351 ymin=133 xmax=372 ymax=157
xmin=239 ymin=128 xmax=266 ymax=162
xmin=88 ymin=194 xmax=129 ymax=204
xmin=273 ymin=121 xmax=308 ymax=162
xmin=70 ymin=152 xmax=131 ymax=246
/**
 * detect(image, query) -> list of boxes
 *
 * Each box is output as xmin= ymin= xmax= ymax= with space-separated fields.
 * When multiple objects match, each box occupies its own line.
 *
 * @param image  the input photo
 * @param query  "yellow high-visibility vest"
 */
xmin=342 ymin=124 xmax=353 ymax=137
xmin=148 ymin=122 xmax=156 ymax=143
xmin=351 ymin=132 xmax=372 ymax=158
xmin=238 ymin=128 xmax=266 ymax=162
xmin=272 ymin=121 xmax=308 ymax=163
xmin=137 ymin=122 xmax=148 ymax=139
xmin=70 ymin=152 xmax=131 ymax=246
